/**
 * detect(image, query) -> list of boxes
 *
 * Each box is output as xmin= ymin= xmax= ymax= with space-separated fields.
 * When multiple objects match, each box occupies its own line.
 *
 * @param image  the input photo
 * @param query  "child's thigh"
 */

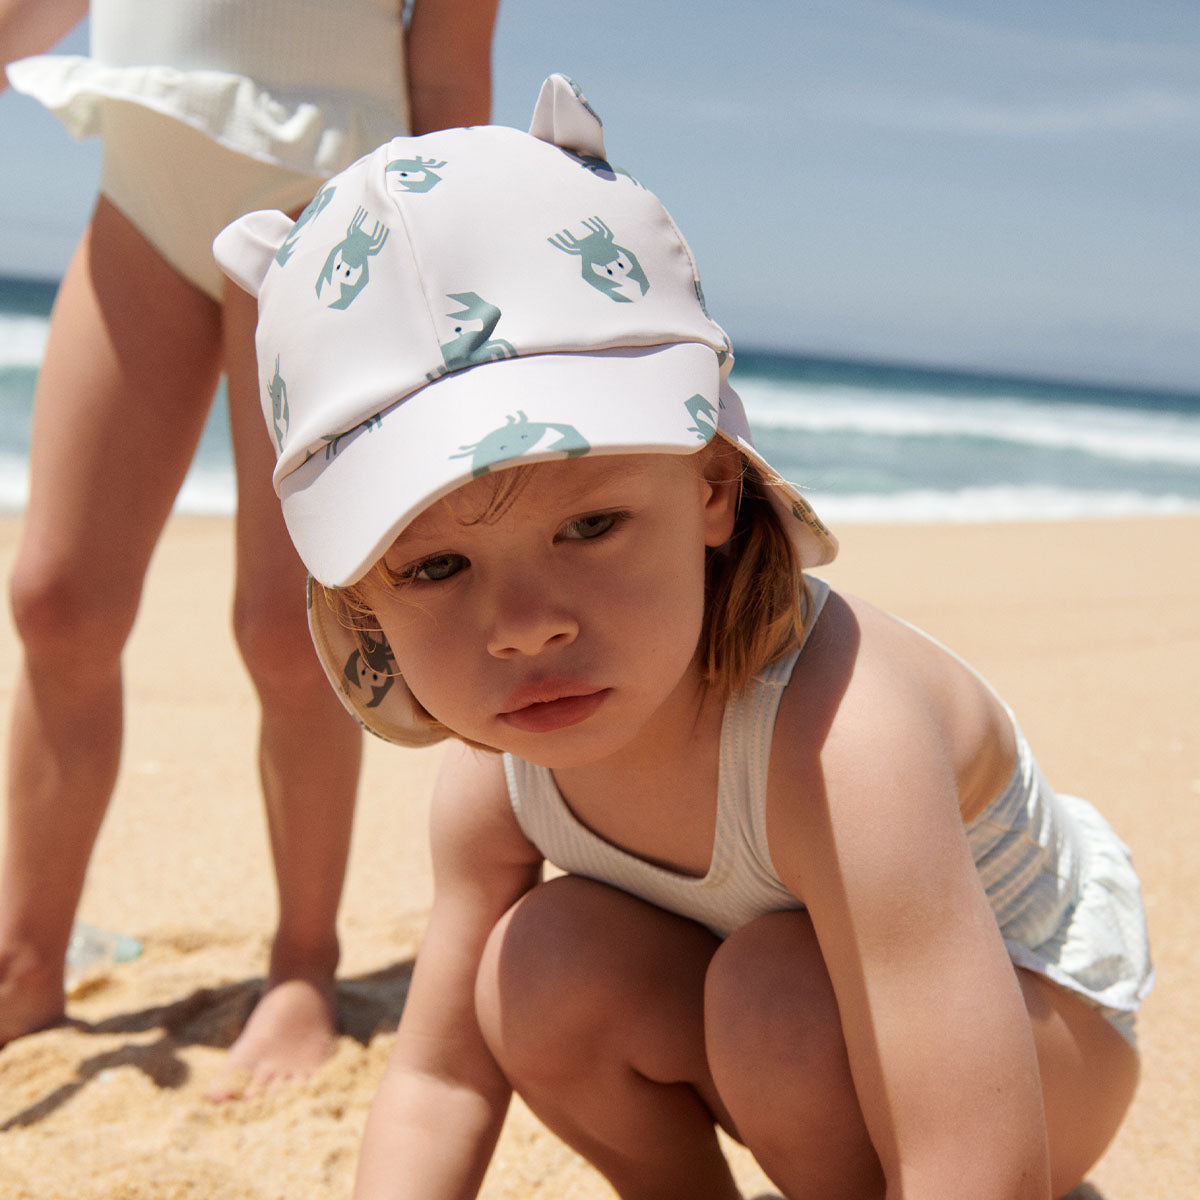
xmin=1018 ymin=970 xmax=1140 ymax=1195
xmin=475 ymin=876 xmax=722 ymax=1085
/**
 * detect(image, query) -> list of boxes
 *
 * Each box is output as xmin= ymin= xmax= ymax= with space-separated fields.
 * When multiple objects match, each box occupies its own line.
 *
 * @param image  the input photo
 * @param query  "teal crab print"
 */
xmin=427 ymin=293 xmax=517 ymax=380
xmin=548 ymin=217 xmax=649 ymax=303
xmin=316 ymin=208 xmax=389 ymax=309
xmin=315 ymin=413 xmax=385 ymax=462
xmin=274 ymin=184 xmax=335 ymax=265
xmin=562 ymin=148 xmax=640 ymax=187
xmin=266 ymin=355 xmax=290 ymax=450
xmin=562 ymin=75 xmax=604 ymax=125
xmin=451 ymin=411 xmax=591 ymax=477
xmin=685 ymin=393 xmax=719 ymax=442
xmin=343 ymin=633 xmax=395 ymax=709
xmin=385 ymin=155 xmax=447 ymax=193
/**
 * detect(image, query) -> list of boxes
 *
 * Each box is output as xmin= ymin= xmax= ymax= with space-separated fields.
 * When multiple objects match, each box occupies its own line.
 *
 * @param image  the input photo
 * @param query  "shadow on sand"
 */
xmin=0 ymin=958 xmax=413 ymax=1131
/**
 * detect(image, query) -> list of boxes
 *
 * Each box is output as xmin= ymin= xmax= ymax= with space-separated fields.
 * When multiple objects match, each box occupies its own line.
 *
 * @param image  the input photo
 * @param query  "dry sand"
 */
xmin=0 ymin=513 xmax=1196 ymax=1198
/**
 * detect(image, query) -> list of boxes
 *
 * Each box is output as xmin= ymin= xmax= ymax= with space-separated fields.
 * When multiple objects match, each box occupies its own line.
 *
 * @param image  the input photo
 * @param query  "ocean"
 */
xmin=3 ymin=273 xmax=1199 ymax=523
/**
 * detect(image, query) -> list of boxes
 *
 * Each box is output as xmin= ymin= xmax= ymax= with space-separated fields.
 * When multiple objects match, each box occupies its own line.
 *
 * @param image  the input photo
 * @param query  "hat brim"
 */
xmin=284 ymin=342 xmax=728 ymax=588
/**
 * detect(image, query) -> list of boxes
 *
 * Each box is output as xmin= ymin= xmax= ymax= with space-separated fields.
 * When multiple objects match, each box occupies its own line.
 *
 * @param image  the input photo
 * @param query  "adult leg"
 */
xmin=475 ymin=875 xmax=742 ymax=1200
xmin=1 ymin=198 xmax=222 ymax=1044
xmin=205 ymin=280 xmax=363 ymax=1099
xmin=705 ymin=910 xmax=1140 ymax=1200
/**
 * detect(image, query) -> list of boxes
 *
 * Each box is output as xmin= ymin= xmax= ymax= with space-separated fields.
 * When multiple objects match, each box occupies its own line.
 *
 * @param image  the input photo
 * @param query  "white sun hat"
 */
xmin=214 ymin=73 xmax=836 ymax=744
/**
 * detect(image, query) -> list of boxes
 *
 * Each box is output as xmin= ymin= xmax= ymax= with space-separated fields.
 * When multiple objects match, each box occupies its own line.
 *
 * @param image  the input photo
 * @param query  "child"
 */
xmin=215 ymin=75 xmax=1153 ymax=1199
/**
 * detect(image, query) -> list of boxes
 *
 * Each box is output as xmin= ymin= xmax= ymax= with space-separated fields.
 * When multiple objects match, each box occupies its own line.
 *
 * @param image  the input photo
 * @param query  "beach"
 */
xmin=0 ymin=512 xmax=1196 ymax=1199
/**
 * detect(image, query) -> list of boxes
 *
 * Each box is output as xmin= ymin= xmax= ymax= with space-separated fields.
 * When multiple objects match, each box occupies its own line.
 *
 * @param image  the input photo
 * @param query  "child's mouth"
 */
xmin=500 ymin=689 xmax=609 ymax=733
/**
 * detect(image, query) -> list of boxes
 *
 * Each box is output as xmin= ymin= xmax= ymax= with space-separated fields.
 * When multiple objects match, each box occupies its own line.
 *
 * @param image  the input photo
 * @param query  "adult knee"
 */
xmin=9 ymin=553 xmax=133 ymax=670
xmin=231 ymin=588 xmax=325 ymax=703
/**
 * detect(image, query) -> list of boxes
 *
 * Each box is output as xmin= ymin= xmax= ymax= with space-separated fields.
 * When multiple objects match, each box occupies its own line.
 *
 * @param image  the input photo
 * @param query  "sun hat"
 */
xmin=213 ymin=73 xmax=836 ymax=745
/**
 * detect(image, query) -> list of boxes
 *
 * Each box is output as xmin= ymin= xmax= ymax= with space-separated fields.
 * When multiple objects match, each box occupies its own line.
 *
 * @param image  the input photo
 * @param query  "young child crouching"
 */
xmin=216 ymin=74 xmax=1152 ymax=1200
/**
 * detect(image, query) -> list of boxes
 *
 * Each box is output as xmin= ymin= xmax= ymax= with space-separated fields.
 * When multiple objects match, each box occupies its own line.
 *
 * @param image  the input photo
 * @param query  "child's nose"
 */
xmin=485 ymin=577 xmax=578 ymax=658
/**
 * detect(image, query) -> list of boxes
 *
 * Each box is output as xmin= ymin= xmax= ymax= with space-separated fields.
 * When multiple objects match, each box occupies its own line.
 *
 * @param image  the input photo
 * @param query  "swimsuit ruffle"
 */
xmin=971 ymin=783 xmax=1154 ymax=1017
xmin=8 ymin=54 xmax=400 ymax=178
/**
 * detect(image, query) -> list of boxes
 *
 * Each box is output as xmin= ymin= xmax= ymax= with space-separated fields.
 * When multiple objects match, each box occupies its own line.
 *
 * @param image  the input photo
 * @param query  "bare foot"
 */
xmin=205 ymin=975 xmax=338 ymax=1101
xmin=0 ymin=942 xmax=67 ymax=1047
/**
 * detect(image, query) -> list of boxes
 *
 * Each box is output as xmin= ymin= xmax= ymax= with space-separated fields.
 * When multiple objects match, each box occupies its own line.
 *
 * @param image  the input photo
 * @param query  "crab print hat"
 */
xmin=214 ymin=74 xmax=836 ymax=745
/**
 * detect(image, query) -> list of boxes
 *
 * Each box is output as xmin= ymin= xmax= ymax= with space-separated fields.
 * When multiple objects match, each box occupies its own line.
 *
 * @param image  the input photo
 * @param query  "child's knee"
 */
xmin=475 ymin=877 xmax=615 ymax=1082
xmin=476 ymin=876 xmax=711 ymax=1086
xmin=705 ymin=911 xmax=848 ymax=1113
xmin=705 ymin=911 xmax=879 ymax=1191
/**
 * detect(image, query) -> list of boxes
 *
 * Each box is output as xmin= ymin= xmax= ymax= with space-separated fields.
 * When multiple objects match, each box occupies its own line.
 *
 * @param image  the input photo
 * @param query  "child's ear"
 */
xmin=699 ymin=440 xmax=742 ymax=548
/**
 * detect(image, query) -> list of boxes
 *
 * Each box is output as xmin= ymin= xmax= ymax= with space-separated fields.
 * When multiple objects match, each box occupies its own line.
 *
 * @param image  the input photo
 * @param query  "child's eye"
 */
xmin=558 ymin=512 xmax=623 ymax=541
xmin=402 ymin=553 xmax=467 ymax=582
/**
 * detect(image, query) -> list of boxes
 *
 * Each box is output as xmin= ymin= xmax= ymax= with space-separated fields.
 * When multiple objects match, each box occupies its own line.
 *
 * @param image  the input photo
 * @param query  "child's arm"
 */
xmin=403 ymin=0 xmax=500 ymax=135
xmin=354 ymin=743 xmax=543 ymax=1200
xmin=0 ymin=0 xmax=86 ymax=80
xmin=771 ymin=594 xmax=1051 ymax=1198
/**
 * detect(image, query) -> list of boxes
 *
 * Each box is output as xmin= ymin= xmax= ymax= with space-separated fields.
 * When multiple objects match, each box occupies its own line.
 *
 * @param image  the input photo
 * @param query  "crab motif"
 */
xmin=562 ymin=148 xmax=640 ymax=187
xmin=427 ymin=293 xmax=517 ymax=380
xmin=315 ymin=413 xmax=384 ymax=462
xmin=275 ymin=184 xmax=336 ymax=265
xmin=451 ymin=411 xmax=591 ymax=477
xmin=266 ymin=355 xmax=290 ymax=450
xmin=316 ymin=208 xmax=390 ymax=309
xmin=385 ymin=155 xmax=447 ymax=193
xmin=548 ymin=216 xmax=649 ymax=302
xmin=685 ymin=393 xmax=719 ymax=442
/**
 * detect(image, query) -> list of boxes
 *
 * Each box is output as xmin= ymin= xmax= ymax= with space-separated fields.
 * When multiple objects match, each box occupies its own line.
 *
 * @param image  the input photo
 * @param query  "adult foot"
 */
xmin=0 ymin=943 xmax=66 ymax=1047
xmin=205 ymin=975 xmax=339 ymax=1101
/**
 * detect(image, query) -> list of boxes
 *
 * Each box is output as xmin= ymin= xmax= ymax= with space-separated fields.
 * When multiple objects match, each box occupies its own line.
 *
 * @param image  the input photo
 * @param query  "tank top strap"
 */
xmin=717 ymin=575 xmax=831 ymax=875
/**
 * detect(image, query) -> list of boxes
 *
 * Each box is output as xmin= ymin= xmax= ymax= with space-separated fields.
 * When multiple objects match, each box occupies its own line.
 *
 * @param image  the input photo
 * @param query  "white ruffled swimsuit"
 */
xmin=7 ymin=0 xmax=408 ymax=297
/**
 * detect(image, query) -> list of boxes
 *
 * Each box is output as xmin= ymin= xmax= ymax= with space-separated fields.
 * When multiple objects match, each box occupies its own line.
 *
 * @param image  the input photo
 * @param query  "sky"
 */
xmin=1 ymin=0 xmax=1196 ymax=392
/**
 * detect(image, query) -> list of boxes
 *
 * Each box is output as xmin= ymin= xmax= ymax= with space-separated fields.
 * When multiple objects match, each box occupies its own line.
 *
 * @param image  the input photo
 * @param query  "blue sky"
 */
xmin=1 ymin=0 xmax=1196 ymax=391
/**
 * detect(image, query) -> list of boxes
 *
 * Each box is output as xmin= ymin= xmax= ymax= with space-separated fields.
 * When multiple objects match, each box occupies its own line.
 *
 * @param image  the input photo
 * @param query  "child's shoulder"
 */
xmin=430 ymin=743 xmax=541 ymax=871
xmin=775 ymin=584 xmax=1011 ymax=792
xmin=785 ymin=586 xmax=946 ymax=715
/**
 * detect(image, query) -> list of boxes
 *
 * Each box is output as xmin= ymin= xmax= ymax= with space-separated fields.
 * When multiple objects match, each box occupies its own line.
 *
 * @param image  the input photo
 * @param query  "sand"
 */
xmin=0 ymin=513 xmax=1196 ymax=1198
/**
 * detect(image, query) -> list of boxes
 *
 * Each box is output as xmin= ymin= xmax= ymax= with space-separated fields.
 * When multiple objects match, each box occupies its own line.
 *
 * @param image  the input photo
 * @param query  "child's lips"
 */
xmin=499 ymin=685 xmax=610 ymax=733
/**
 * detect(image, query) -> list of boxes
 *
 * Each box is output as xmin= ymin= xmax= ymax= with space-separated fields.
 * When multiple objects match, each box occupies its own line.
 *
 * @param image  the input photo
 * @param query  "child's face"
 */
xmin=360 ymin=450 xmax=738 ymax=768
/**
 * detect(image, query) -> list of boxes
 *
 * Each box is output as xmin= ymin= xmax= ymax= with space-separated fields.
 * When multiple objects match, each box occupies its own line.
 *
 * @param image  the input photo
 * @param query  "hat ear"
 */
xmin=213 ymin=209 xmax=296 ymax=298
xmin=528 ymin=73 xmax=607 ymax=160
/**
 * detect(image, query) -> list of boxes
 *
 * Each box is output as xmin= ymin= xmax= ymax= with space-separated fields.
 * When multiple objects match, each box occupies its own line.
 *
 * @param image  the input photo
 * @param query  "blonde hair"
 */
xmin=700 ymin=459 xmax=810 ymax=698
xmin=320 ymin=451 xmax=809 ymax=741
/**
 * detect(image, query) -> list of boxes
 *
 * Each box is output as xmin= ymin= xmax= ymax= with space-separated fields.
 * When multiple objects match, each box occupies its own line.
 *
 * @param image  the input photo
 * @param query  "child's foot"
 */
xmin=0 ymin=943 xmax=66 ymax=1047
xmin=205 ymin=975 xmax=338 ymax=1101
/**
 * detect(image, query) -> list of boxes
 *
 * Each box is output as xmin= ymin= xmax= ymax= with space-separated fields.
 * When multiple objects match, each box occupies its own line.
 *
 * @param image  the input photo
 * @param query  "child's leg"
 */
xmin=700 ymin=907 xmax=883 ymax=1200
xmin=204 ymin=281 xmax=364 ymax=1099
xmin=1017 ymin=969 xmax=1139 ymax=1198
xmin=705 ymin=910 xmax=884 ymax=1200
xmin=1 ymin=198 xmax=222 ymax=1045
xmin=475 ymin=875 xmax=743 ymax=1200
xmin=707 ymin=911 xmax=1141 ymax=1200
